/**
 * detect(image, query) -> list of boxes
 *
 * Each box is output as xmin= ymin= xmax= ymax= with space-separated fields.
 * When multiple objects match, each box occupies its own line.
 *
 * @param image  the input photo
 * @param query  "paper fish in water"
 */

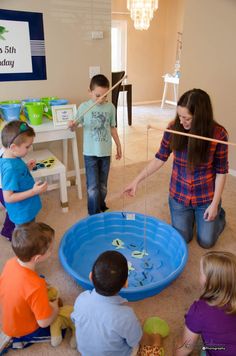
xmin=112 ymin=238 xmax=125 ymax=249
xmin=128 ymin=261 xmax=135 ymax=272
xmin=127 ymin=242 xmax=143 ymax=251
xmin=130 ymin=270 xmax=153 ymax=287
xmin=131 ymin=250 xmax=149 ymax=259
xmin=141 ymin=258 xmax=153 ymax=270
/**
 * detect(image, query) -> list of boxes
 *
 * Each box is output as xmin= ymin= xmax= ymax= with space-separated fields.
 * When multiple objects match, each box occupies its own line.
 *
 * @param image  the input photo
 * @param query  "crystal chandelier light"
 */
xmin=127 ymin=0 xmax=158 ymax=30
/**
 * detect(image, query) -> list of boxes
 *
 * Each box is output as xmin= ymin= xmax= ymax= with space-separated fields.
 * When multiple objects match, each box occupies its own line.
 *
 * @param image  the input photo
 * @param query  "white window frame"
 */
xmin=111 ymin=20 xmax=127 ymax=74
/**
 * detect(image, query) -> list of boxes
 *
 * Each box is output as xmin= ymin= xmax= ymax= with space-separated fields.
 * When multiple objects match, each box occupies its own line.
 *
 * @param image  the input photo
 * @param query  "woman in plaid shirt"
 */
xmin=124 ymin=89 xmax=228 ymax=248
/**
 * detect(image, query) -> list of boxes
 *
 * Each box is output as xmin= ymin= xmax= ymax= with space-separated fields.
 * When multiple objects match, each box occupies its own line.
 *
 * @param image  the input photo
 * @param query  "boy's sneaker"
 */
xmin=0 ymin=332 xmax=12 ymax=354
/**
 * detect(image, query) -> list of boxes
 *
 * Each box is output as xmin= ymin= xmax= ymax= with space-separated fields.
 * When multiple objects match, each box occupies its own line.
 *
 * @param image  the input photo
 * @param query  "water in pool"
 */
xmin=70 ymin=233 xmax=176 ymax=288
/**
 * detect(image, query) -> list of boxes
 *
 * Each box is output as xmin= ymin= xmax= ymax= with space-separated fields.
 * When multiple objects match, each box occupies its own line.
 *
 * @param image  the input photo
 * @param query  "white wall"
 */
xmin=180 ymin=0 xmax=236 ymax=169
xmin=0 ymin=0 xmax=112 ymax=165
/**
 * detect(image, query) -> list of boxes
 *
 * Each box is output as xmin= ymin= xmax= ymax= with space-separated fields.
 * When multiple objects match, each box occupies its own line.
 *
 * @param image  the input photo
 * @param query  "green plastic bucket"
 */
xmin=41 ymin=96 xmax=58 ymax=118
xmin=22 ymin=98 xmax=41 ymax=120
xmin=24 ymin=102 xmax=45 ymax=125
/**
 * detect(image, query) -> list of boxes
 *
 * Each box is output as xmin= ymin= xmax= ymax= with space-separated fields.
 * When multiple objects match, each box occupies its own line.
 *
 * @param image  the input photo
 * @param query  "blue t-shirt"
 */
xmin=185 ymin=299 xmax=236 ymax=355
xmin=71 ymin=289 xmax=142 ymax=356
xmin=0 ymin=157 xmax=41 ymax=224
xmin=76 ymin=100 xmax=116 ymax=157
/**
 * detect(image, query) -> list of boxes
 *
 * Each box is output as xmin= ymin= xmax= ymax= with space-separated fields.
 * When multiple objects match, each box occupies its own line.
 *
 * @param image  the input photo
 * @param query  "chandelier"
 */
xmin=127 ymin=0 xmax=158 ymax=30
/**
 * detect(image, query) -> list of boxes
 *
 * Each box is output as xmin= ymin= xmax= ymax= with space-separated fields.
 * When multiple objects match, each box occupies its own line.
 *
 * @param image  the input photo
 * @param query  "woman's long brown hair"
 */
xmin=170 ymin=89 xmax=217 ymax=168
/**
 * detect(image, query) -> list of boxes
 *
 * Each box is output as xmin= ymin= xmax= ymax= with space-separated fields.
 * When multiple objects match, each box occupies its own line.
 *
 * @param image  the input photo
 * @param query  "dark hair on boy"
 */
xmin=89 ymin=74 xmax=110 ymax=90
xmin=92 ymin=250 xmax=128 ymax=296
xmin=12 ymin=222 xmax=54 ymax=262
xmin=1 ymin=120 xmax=35 ymax=148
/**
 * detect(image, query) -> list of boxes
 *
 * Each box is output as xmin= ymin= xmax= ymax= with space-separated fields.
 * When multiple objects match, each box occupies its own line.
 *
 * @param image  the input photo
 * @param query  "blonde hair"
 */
xmin=200 ymin=251 xmax=236 ymax=314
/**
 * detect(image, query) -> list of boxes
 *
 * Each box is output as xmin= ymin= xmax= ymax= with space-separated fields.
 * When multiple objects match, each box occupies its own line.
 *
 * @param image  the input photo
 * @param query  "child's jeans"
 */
xmin=84 ymin=155 xmax=110 ymax=215
xmin=0 ymin=327 xmax=51 ymax=355
xmin=0 ymin=188 xmax=15 ymax=241
xmin=0 ymin=327 xmax=67 ymax=355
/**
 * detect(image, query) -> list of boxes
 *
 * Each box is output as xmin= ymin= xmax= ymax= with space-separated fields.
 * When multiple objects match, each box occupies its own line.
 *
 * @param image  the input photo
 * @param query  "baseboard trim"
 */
xmin=229 ymin=169 xmax=236 ymax=177
xmin=67 ymin=168 xmax=85 ymax=178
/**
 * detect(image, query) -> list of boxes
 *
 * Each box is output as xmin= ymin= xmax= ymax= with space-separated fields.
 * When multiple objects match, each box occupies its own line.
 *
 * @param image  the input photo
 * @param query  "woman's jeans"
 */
xmin=84 ymin=155 xmax=110 ymax=215
xmin=169 ymin=197 xmax=226 ymax=248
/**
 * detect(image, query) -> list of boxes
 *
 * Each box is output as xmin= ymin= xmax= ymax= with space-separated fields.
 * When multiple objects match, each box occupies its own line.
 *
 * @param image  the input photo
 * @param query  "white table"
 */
xmin=31 ymin=118 xmax=82 ymax=199
xmin=161 ymin=74 xmax=179 ymax=109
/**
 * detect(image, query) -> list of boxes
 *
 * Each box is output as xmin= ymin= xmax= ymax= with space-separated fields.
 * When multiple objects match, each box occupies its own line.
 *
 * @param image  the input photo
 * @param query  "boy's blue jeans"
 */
xmin=169 ymin=197 xmax=226 ymax=248
xmin=84 ymin=155 xmax=110 ymax=215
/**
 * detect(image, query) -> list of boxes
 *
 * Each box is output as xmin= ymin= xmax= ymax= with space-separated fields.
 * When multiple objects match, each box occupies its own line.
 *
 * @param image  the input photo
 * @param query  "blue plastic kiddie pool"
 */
xmin=59 ymin=212 xmax=188 ymax=301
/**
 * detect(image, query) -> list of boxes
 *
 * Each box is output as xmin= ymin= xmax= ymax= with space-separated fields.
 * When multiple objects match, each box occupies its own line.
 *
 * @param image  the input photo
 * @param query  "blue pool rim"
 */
xmin=59 ymin=212 xmax=188 ymax=301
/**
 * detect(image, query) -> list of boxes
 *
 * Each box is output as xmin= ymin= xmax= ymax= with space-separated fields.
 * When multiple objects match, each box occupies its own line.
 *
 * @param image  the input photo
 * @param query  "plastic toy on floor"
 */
xmin=137 ymin=317 xmax=170 ymax=356
xmin=47 ymin=286 xmax=76 ymax=348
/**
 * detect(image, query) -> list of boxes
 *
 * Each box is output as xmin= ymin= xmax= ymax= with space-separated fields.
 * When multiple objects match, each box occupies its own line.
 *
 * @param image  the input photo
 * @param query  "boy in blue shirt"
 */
xmin=0 ymin=146 xmax=15 ymax=241
xmin=71 ymin=250 xmax=142 ymax=356
xmin=69 ymin=74 xmax=122 ymax=215
xmin=0 ymin=121 xmax=47 ymax=228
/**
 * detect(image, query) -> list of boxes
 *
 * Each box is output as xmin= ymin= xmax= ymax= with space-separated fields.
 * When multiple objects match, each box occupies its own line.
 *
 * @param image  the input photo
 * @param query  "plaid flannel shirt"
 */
xmin=155 ymin=125 xmax=228 ymax=206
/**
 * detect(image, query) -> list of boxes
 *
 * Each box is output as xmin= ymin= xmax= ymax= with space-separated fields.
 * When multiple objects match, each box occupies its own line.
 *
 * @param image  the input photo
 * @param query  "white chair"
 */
xmin=161 ymin=74 xmax=179 ymax=109
xmin=25 ymin=149 xmax=69 ymax=213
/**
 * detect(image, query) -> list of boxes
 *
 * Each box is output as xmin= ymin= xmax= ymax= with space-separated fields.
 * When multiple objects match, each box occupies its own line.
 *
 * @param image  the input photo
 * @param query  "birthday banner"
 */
xmin=0 ymin=9 xmax=47 ymax=81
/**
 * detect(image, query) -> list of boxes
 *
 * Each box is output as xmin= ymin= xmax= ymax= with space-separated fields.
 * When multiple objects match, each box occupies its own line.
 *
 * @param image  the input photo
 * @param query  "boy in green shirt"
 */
xmin=69 ymin=74 xmax=122 ymax=215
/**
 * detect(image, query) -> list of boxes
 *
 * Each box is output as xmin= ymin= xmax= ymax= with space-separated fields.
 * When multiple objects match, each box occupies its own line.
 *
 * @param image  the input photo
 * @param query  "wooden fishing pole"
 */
xmin=147 ymin=125 xmax=236 ymax=147
xmin=74 ymin=74 xmax=127 ymax=124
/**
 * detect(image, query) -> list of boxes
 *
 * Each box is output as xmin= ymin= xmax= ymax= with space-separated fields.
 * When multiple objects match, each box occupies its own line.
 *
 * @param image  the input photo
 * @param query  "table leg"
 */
xmin=173 ymin=84 xmax=178 ymax=104
xmin=176 ymin=83 xmax=179 ymax=102
xmin=71 ymin=136 xmax=82 ymax=199
xmin=62 ymin=139 xmax=68 ymax=169
xmin=59 ymin=170 xmax=69 ymax=213
xmin=161 ymin=82 xmax=168 ymax=109
xmin=126 ymin=86 xmax=132 ymax=126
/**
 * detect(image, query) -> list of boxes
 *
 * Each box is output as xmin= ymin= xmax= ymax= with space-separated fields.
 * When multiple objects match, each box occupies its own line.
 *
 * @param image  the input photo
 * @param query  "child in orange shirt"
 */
xmin=0 ymin=222 xmax=59 ymax=353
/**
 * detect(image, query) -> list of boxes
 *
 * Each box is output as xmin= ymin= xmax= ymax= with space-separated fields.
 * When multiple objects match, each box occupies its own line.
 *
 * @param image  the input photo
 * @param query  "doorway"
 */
xmin=111 ymin=20 xmax=127 ymax=73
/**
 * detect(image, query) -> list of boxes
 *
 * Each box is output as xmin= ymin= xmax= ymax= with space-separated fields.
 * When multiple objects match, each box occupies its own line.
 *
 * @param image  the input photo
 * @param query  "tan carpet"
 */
xmin=1 ymin=160 xmax=236 ymax=355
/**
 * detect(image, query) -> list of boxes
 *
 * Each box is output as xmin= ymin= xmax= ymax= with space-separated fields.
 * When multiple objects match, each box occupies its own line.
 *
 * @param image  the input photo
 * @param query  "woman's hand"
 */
xmin=203 ymin=203 xmax=218 ymax=221
xmin=123 ymin=181 xmax=138 ymax=197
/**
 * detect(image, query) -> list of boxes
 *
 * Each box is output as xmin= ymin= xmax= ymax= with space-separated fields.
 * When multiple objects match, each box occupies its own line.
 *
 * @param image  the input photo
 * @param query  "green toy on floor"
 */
xmin=137 ymin=317 xmax=170 ymax=356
